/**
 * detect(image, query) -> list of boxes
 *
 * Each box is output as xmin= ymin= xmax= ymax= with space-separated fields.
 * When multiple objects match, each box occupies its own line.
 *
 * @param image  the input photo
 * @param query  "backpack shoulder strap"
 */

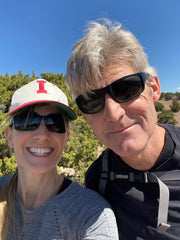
xmin=152 ymin=170 xmax=180 ymax=231
xmin=98 ymin=149 xmax=180 ymax=232
xmin=153 ymin=170 xmax=180 ymax=181
xmin=98 ymin=150 xmax=109 ymax=196
xmin=150 ymin=173 xmax=171 ymax=231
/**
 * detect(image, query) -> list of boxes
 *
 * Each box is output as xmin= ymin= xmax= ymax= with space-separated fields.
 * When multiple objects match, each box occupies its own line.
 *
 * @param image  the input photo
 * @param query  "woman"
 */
xmin=0 ymin=79 xmax=118 ymax=240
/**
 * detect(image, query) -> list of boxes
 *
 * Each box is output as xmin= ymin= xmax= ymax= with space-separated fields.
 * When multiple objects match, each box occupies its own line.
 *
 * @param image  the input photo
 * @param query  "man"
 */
xmin=65 ymin=18 xmax=180 ymax=239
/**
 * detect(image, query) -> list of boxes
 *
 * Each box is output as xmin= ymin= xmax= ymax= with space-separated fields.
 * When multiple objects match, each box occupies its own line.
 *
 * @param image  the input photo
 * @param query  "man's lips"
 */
xmin=104 ymin=123 xmax=136 ymax=134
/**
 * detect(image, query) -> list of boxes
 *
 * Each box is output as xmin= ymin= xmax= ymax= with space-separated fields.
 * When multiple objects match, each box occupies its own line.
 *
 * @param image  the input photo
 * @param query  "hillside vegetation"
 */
xmin=158 ymin=100 xmax=180 ymax=126
xmin=156 ymin=92 xmax=180 ymax=126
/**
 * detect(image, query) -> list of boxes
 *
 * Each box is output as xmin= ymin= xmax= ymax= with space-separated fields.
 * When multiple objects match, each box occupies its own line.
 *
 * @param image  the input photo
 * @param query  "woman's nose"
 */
xmin=33 ymin=120 xmax=50 ymax=141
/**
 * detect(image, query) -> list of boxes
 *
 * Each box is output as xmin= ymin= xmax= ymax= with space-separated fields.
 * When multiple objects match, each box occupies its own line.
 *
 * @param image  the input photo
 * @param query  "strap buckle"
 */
xmin=157 ymin=223 xmax=170 ymax=231
xmin=129 ymin=172 xmax=149 ymax=183
xmin=112 ymin=172 xmax=149 ymax=183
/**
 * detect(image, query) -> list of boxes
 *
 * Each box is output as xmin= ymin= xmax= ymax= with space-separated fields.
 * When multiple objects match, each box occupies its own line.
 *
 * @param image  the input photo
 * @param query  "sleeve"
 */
xmin=84 ymin=150 xmax=119 ymax=239
xmin=80 ymin=191 xmax=118 ymax=240
xmin=83 ymin=206 xmax=119 ymax=240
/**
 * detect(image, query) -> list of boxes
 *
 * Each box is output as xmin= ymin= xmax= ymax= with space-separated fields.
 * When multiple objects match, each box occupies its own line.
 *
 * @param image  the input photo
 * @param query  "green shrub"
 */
xmin=158 ymin=110 xmax=177 ymax=125
xmin=155 ymin=102 xmax=165 ymax=112
xmin=164 ymin=92 xmax=174 ymax=101
xmin=170 ymin=100 xmax=180 ymax=113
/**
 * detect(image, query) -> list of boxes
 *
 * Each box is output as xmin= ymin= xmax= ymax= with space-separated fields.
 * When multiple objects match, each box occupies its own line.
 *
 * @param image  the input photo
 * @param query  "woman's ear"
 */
xmin=150 ymin=76 xmax=161 ymax=103
xmin=64 ymin=130 xmax=70 ymax=149
xmin=5 ymin=126 xmax=14 ymax=148
xmin=67 ymin=130 xmax=70 ymax=141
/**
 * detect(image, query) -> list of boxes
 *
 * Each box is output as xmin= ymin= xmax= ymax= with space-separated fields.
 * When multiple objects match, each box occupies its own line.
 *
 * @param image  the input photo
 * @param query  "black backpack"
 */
xmin=98 ymin=150 xmax=180 ymax=232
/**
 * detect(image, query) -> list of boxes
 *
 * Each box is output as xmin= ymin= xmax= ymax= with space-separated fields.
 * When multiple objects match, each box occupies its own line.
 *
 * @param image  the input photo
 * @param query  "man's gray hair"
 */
xmin=66 ymin=18 xmax=156 ymax=98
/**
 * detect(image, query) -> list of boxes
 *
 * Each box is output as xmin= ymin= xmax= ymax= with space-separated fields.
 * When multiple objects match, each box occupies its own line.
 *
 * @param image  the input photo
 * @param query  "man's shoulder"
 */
xmin=97 ymin=148 xmax=119 ymax=160
xmin=86 ymin=148 xmax=113 ymax=172
xmin=160 ymin=123 xmax=180 ymax=135
xmin=85 ymin=148 xmax=109 ymax=189
xmin=85 ymin=148 xmax=119 ymax=189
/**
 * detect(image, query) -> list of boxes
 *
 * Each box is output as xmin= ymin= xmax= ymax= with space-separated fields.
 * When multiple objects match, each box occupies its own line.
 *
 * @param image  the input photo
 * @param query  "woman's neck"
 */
xmin=17 ymin=169 xmax=64 ymax=210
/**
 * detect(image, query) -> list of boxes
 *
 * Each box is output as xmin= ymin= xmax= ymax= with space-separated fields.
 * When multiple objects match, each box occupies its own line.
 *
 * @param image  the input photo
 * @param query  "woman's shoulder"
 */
xmin=52 ymin=180 xmax=118 ymax=239
xmin=55 ymin=180 xmax=111 ymax=209
xmin=0 ymin=174 xmax=11 ymax=189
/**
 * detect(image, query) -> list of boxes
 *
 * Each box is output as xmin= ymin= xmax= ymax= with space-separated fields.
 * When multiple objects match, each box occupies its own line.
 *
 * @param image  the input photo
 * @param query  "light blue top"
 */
xmin=0 ymin=176 xmax=118 ymax=240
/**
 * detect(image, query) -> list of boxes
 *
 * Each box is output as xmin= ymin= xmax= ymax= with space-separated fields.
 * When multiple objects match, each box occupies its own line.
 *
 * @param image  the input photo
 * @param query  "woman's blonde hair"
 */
xmin=0 ymin=172 xmax=18 ymax=240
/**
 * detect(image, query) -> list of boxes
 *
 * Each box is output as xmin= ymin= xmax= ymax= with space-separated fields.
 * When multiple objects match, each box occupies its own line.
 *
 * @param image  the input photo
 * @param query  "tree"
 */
xmin=159 ymin=92 xmax=165 ymax=100
xmin=175 ymin=92 xmax=180 ymax=100
xmin=170 ymin=101 xmax=180 ymax=113
xmin=164 ymin=92 xmax=174 ymax=101
xmin=155 ymin=102 xmax=165 ymax=112
xmin=61 ymin=116 xmax=101 ymax=185
xmin=0 ymin=156 xmax=17 ymax=177
xmin=158 ymin=110 xmax=177 ymax=125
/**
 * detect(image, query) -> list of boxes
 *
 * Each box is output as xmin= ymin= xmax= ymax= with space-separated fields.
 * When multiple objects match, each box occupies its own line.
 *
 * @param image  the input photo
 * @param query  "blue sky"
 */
xmin=0 ymin=0 xmax=180 ymax=93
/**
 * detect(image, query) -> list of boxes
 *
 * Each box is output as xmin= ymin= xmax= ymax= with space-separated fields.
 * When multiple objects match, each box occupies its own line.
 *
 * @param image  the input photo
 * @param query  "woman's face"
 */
xmin=6 ymin=104 xmax=70 ymax=174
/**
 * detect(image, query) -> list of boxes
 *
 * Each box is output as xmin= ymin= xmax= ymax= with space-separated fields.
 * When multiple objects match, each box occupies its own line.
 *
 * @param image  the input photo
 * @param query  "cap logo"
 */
xmin=37 ymin=80 xmax=47 ymax=94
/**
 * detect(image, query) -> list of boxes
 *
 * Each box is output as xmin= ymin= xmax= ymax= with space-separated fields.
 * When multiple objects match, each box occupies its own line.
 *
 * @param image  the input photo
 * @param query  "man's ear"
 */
xmin=150 ymin=76 xmax=161 ymax=103
xmin=5 ymin=126 xmax=14 ymax=148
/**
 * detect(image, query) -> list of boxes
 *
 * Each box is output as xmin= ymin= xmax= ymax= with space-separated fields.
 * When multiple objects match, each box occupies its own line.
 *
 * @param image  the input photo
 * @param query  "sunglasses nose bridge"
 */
xmin=102 ymin=85 xmax=112 ymax=99
xmin=37 ymin=116 xmax=48 ymax=129
xmin=107 ymin=85 xmax=118 ymax=102
xmin=33 ymin=116 xmax=51 ymax=137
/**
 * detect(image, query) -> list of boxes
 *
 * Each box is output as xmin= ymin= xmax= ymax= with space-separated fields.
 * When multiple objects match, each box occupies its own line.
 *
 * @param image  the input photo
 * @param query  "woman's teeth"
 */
xmin=28 ymin=147 xmax=52 ymax=156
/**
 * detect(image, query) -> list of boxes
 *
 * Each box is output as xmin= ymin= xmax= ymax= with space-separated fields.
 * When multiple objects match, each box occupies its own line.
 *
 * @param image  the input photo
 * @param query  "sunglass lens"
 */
xmin=13 ymin=112 xmax=66 ymax=133
xmin=76 ymin=94 xmax=105 ymax=114
xmin=111 ymin=75 xmax=143 ymax=102
xmin=13 ymin=115 xmax=26 ymax=130
xmin=46 ymin=114 xmax=65 ymax=133
xmin=76 ymin=73 xmax=146 ymax=114
xmin=28 ymin=115 xmax=41 ymax=130
xmin=13 ymin=112 xmax=39 ymax=131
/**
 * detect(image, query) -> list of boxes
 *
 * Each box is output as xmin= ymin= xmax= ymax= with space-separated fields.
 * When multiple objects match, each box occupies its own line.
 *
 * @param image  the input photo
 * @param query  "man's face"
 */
xmin=83 ymin=64 xmax=162 ymax=170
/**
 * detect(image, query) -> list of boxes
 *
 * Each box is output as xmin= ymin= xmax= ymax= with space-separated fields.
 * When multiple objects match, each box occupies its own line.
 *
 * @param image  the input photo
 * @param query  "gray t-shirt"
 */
xmin=0 ymin=177 xmax=118 ymax=240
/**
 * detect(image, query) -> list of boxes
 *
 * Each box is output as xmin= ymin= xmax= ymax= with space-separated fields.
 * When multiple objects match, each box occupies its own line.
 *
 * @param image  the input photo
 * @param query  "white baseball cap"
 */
xmin=9 ymin=79 xmax=77 ymax=120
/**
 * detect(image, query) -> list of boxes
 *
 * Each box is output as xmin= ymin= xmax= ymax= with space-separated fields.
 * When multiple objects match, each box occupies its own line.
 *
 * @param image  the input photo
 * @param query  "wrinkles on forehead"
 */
xmin=90 ymin=64 xmax=136 ymax=90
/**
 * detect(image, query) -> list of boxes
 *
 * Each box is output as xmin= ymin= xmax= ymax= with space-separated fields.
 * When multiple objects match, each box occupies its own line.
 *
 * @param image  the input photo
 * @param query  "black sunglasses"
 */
xmin=12 ymin=111 xmax=66 ymax=133
xmin=76 ymin=72 xmax=147 ymax=114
